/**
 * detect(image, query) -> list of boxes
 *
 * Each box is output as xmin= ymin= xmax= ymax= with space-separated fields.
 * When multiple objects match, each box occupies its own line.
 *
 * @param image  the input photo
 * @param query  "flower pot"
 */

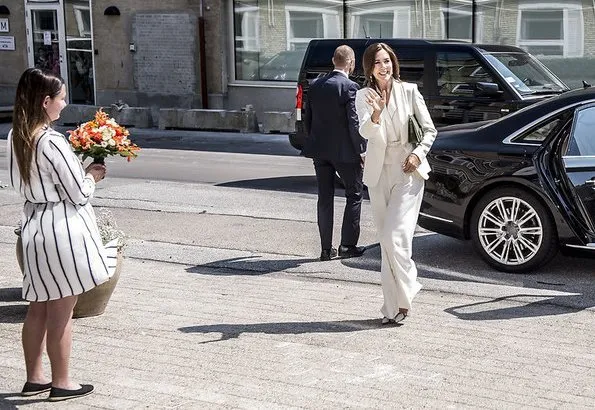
xmin=15 ymin=232 xmax=122 ymax=318
xmin=73 ymin=251 xmax=122 ymax=318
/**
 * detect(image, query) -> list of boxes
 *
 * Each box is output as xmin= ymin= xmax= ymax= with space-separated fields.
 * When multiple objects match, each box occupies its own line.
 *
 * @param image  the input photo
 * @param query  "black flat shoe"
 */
xmin=338 ymin=245 xmax=365 ymax=259
xmin=21 ymin=381 xmax=52 ymax=396
xmin=48 ymin=384 xmax=94 ymax=402
xmin=320 ymin=247 xmax=337 ymax=261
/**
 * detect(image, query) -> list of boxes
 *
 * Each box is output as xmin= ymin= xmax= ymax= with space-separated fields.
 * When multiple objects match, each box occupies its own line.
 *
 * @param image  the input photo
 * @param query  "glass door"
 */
xmin=64 ymin=0 xmax=95 ymax=104
xmin=25 ymin=4 xmax=68 ymax=82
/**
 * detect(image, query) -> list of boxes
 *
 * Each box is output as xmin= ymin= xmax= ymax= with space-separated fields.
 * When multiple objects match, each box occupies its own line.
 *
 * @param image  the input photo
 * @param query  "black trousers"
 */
xmin=313 ymin=158 xmax=364 ymax=250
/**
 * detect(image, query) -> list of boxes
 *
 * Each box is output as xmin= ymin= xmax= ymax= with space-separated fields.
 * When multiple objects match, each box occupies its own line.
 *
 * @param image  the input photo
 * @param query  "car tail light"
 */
xmin=295 ymin=84 xmax=303 ymax=121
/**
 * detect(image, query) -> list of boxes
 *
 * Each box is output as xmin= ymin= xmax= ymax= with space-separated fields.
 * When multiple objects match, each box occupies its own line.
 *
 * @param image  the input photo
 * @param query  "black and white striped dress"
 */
xmin=7 ymin=128 xmax=117 ymax=302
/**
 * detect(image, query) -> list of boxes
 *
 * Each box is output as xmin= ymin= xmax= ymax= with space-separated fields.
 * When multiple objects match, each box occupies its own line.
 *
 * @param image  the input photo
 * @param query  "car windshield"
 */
xmin=483 ymin=52 xmax=568 ymax=95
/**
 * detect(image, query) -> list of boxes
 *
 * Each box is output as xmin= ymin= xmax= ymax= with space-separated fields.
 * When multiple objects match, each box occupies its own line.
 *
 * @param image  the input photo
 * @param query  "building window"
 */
xmin=443 ymin=9 xmax=472 ymax=41
xmin=33 ymin=10 xmax=57 ymax=34
xmin=231 ymin=1 xmax=343 ymax=82
xmin=285 ymin=7 xmax=340 ymax=52
xmin=73 ymin=5 xmax=91 ymax=37
xmin=517 ymin=4 xmax=583 ymax=57
xmin=233 ymin=3 xmax=260 ymax=81
xmin=441 ymin=0 xmax=483 ymax=43
xmin=235 ymin=6 xmax=259 ymax=52
xmin=349 ymin=7 xmax=410 ymax=38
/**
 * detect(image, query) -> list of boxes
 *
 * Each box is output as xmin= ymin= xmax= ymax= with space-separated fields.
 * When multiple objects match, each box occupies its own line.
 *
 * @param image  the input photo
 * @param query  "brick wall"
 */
xmin=0 ymin=1 xmax=27 ymax=105
xmin=132 ymin=13 xmax=197 ymax=95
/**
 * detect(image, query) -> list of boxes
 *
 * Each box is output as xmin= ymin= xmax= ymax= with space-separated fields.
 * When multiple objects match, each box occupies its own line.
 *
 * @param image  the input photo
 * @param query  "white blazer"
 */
xmin=355 ymin=80 xmax=437 ymax=187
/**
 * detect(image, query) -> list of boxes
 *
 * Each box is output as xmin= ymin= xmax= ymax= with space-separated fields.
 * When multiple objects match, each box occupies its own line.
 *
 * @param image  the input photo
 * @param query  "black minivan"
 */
xmin=290 ymin=39 xmax=569 ymax=150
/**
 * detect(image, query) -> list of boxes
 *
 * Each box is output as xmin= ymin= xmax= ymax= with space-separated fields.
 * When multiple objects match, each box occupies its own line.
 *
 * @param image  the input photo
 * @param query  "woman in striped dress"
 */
xmin=8 ymin=68 xmax=111 ymax=401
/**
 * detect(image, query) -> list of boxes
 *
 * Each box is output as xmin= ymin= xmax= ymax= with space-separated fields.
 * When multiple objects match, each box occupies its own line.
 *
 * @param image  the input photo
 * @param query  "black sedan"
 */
xmin=418 ymin=86 xmax=595 ymax=272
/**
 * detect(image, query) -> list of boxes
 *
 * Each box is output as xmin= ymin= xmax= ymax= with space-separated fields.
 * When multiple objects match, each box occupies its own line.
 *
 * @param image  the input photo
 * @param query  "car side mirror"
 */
xmin=474 ymin=82 xmax=503 ymax=97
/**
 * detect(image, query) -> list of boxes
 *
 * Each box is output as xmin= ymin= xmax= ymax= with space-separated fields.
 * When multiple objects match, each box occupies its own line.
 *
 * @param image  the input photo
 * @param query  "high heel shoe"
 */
xmin=394 ymin=312 xmax=407 ymax=323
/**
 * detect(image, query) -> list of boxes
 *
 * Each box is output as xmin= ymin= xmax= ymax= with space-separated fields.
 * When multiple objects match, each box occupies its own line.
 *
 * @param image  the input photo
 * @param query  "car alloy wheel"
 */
xmin=470 ymin=187 xmax=557 ymax=272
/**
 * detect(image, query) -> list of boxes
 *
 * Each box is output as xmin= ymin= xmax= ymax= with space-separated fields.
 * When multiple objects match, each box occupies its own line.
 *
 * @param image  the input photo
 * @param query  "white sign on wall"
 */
xmin=0 ymin=36 xmax=15 ymax=51
xmin=0 ymin=18 xmax=8 ymax=32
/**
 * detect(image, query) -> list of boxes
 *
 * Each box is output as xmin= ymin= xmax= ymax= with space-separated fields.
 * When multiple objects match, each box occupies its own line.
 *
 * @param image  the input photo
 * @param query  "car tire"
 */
xmin=470 ymin=187 xmax=557 ymax=273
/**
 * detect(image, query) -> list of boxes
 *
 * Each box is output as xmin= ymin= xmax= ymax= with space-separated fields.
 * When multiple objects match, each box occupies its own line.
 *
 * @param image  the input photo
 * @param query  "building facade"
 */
xmin=1 ymin=0 xmax=594 ymax=121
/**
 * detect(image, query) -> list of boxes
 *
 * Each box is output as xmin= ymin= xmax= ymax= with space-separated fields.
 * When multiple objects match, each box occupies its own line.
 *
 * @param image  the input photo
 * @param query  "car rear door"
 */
xmin=537 ymin=104 xmax=595 ymax=246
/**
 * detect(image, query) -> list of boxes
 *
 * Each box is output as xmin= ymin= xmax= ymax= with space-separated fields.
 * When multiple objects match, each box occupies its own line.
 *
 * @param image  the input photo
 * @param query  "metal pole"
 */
xmin=198 ymin=0 xmax=208 ymax=108
xmin=445 ymin=0 xmax=450 ymax=38
xmin=343 ymin=0 xmax=347 ymax=38
xmin=422 ymin=0 xmax=426 ymax=37
xmin=471 ymin=0 xmax=477 ymax=43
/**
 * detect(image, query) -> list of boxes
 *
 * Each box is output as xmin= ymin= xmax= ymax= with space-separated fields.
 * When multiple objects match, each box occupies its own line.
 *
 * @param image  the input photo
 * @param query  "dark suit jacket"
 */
xmin=301 ymin=71 xmax=366 ymax=163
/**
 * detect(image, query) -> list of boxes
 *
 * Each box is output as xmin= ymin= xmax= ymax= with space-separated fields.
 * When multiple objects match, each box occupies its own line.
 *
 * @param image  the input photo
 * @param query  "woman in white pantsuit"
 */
xmin=8 ymin=68 xmax=110 ymax=400
xmin=355 ymin=43 xmax=437 ymax=324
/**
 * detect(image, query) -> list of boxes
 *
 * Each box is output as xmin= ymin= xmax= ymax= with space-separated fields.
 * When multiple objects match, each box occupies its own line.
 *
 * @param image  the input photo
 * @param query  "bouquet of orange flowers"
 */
xmin=68 ymin=109 xmax=140 ymax=163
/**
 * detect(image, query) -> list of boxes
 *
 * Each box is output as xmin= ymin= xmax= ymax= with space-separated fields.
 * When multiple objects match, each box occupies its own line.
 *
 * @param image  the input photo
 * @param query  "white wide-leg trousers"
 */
xmin=368 ymin=152 xmax=424 ymax=318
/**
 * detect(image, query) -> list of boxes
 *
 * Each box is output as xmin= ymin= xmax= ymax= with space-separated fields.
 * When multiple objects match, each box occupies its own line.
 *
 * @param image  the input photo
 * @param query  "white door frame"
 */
xmin=25 ymin=1 xmax=69 ymax=89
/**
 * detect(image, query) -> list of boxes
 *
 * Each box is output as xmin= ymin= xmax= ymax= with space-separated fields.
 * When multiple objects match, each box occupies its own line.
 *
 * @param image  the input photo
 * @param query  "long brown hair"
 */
xmin=12 ymin=68 xmax=64 ymax=185
xmin=362 ymin=42 xmax=400 ymax=91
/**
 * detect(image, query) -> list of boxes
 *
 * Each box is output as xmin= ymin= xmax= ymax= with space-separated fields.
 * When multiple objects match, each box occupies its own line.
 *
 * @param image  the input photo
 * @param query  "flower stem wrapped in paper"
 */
xmin=68 ymin=109 xmax=140 ymax=163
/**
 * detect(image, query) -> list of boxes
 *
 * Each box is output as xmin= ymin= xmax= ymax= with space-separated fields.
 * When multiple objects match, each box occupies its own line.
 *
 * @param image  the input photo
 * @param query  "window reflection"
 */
xmin=347 ymin=1 xmax=411 ymax=38
xmin=65 ymin=0 xmax=94 ymax=104
xmin=231 ymin=1 xmax=594 ymax=86
xmin=233 ymin=0 xmax=342 ymax=81
xmin=570 ymin=108 xmax=595 ymax=156
xmin=31 ymin=10 xmax=61 ymax=77
xmin=437 ymin=52 xmax=495 ymax=97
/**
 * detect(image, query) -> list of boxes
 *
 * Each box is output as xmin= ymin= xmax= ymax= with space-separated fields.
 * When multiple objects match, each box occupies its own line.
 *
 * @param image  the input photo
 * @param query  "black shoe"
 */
xmin=48 ymin=384 xmax=94 ymax=402
xmin=338 ymin=245 xmax=365 ymax=259
xmin=320 ymin=247 xmax=338 ymax=261
xmin=21 ymin=381 xmax=52 ymax=396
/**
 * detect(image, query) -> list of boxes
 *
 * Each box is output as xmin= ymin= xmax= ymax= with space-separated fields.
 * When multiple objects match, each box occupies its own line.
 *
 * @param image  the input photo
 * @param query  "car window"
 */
xmin=303 ymin=42 xmax=367 ymax=81
xmin=483 ymin=52 xmax=567 ymax=95
xmin=394 ymin=48 xmax=425 ymax=91
xmin=567 ymin=106 xmax=595 ymax=156
xmin=514 ymin=116 xmax=562 ymax=144
xmin=437 ymin=51 xmax=496 ymax=97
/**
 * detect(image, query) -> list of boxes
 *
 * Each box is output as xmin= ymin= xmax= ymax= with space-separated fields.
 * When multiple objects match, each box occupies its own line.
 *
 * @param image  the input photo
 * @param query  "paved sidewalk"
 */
xmin=1 ymin=240 xmax=594 ymax=409
xmin=1 ymin=125 xmax=594 ymax=408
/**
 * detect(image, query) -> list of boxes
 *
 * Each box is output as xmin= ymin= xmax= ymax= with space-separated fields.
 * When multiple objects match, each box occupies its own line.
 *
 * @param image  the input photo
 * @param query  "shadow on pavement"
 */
xmin=444 ymin=293 xmax=585 ymax=321
xmin=216 ymin=176 xmax=370 ymax=199
xmin=178 ymin=318 xmax=392 ymax=343
xmin=0 ymin=304 xmax=27 ymax=324
xmin=192 ymin=234 xmax=595 ymax=320
xmin=377 ymin=234 xmax=594 ymax=319
xmin=217 ymin=176 xmax=318 ymax=195
xmin=0 ymin=287 xmax=22 ymax=302
xmin=185 ymin=245 xmax=380 ymax=277
xmin=186 ymin=255 xmax=316 ymax=276
xmin=0 ymin=288 xmax=27 ymax=324
xmin=0 ymin=393 xmax=47 ymax=408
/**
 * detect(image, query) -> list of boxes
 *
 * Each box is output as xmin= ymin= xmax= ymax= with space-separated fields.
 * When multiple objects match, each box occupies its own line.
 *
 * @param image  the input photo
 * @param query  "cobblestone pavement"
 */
xmin=1 ymin=242 xmax=594 ymax=409
xmin=0 ymin=133 xmax=594 ymax=409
